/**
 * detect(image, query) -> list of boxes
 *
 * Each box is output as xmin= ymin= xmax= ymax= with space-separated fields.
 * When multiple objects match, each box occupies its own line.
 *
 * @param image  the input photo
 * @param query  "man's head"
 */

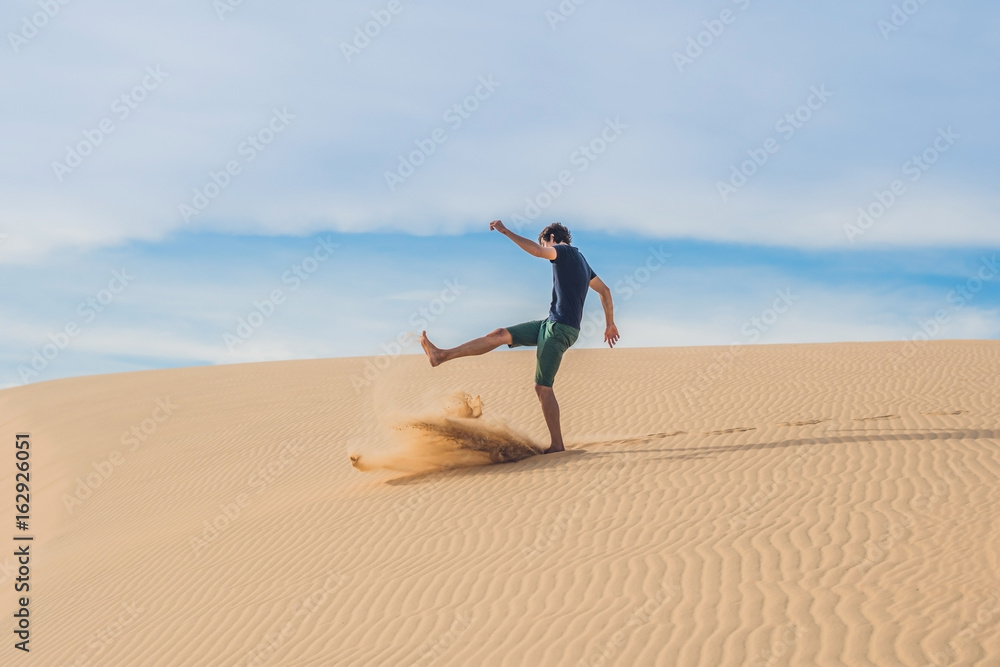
xmin=539 ymin=223 xmax=572 ymax=247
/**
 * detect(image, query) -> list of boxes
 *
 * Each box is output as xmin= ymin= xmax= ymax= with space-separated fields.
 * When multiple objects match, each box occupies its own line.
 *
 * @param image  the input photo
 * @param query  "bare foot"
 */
xmin=420 ymin=331 xmax=444 ymax=367
xmin=546 ymin=444 xmax=565 ymax=454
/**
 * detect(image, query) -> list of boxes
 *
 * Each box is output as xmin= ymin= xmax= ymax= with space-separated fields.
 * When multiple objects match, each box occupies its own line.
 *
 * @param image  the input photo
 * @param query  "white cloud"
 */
xmin=1 ymin=1 xmax=998 ymax=265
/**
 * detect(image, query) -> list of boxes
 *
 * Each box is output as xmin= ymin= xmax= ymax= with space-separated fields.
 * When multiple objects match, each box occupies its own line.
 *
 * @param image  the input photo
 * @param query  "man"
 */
xmin=420 ymin=220 xmax=619 ymax=453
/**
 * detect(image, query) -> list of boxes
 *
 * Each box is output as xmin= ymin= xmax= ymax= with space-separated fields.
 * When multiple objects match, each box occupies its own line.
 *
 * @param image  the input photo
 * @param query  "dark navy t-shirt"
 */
xmin=548 ymin=244 xmax=597 ymax=329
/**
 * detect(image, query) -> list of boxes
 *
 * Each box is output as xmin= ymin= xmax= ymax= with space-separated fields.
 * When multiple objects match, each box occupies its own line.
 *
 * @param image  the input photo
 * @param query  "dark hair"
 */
xmin=538 ymin=222 xmax=572 ymax=245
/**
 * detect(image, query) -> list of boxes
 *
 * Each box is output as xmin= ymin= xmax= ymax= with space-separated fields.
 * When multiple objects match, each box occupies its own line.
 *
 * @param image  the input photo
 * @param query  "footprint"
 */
xmin=704 ymin=427 xmax=756 ymax=435
xmin=777 ymin=419 xmax=829 ymax=427
xmin=605 ymin=431 xmax=686 ymax=446
xmin=853 ymin=415 xmax=900 ymax=422
xmin=920 ymin=410 xmax=968 ymax=416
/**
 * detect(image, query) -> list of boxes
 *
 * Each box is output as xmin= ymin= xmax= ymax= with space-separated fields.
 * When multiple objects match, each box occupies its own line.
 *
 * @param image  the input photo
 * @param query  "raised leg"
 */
xmin=420 ymin=328 xmax=512 ymax=367
xmin=535 ymin=384 xmax=564 ymax=453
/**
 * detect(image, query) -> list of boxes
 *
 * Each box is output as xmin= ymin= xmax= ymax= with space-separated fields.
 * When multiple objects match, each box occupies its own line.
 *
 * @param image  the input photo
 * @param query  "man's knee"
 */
xmin=489 ymin=328 xmax=512 ymax=345
xmin=535 ymin=383 xmax=554 ymax=398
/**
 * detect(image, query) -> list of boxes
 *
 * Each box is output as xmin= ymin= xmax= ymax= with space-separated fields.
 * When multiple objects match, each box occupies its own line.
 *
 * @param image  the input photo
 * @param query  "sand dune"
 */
xmin=1 ymin=340 xmax=999 ymax=666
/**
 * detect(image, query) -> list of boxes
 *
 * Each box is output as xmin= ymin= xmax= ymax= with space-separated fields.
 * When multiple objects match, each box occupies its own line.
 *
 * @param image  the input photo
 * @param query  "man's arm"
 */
xmin=489 ymin=220 xmax=557 ymax=260
xmin=589 ymin=276 xmax=620 ymax=348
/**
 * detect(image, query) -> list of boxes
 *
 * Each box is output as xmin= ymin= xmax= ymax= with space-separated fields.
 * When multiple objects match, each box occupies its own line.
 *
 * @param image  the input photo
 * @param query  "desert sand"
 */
xmin=1 ymin=340 xmax=999 ymax=666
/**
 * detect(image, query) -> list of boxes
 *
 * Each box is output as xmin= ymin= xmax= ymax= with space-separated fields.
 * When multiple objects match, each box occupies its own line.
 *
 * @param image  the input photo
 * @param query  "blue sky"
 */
xmin=2 ymin=1 xmax=998 ymax=387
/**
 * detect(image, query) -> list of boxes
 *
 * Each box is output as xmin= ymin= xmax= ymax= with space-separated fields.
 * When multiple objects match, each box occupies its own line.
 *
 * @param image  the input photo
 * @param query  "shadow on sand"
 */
xmin=377 ymin=428 xmax=998 ymax=486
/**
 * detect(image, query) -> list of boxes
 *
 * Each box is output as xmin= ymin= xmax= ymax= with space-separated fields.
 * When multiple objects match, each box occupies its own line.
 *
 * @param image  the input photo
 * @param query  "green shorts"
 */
xmin=506 ymin=319 xmax=580 ymax=387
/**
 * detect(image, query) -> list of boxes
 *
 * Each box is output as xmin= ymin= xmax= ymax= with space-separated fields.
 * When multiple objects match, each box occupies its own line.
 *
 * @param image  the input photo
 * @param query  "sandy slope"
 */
xmin=1 ymin=340 xmax=999 ymax=666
